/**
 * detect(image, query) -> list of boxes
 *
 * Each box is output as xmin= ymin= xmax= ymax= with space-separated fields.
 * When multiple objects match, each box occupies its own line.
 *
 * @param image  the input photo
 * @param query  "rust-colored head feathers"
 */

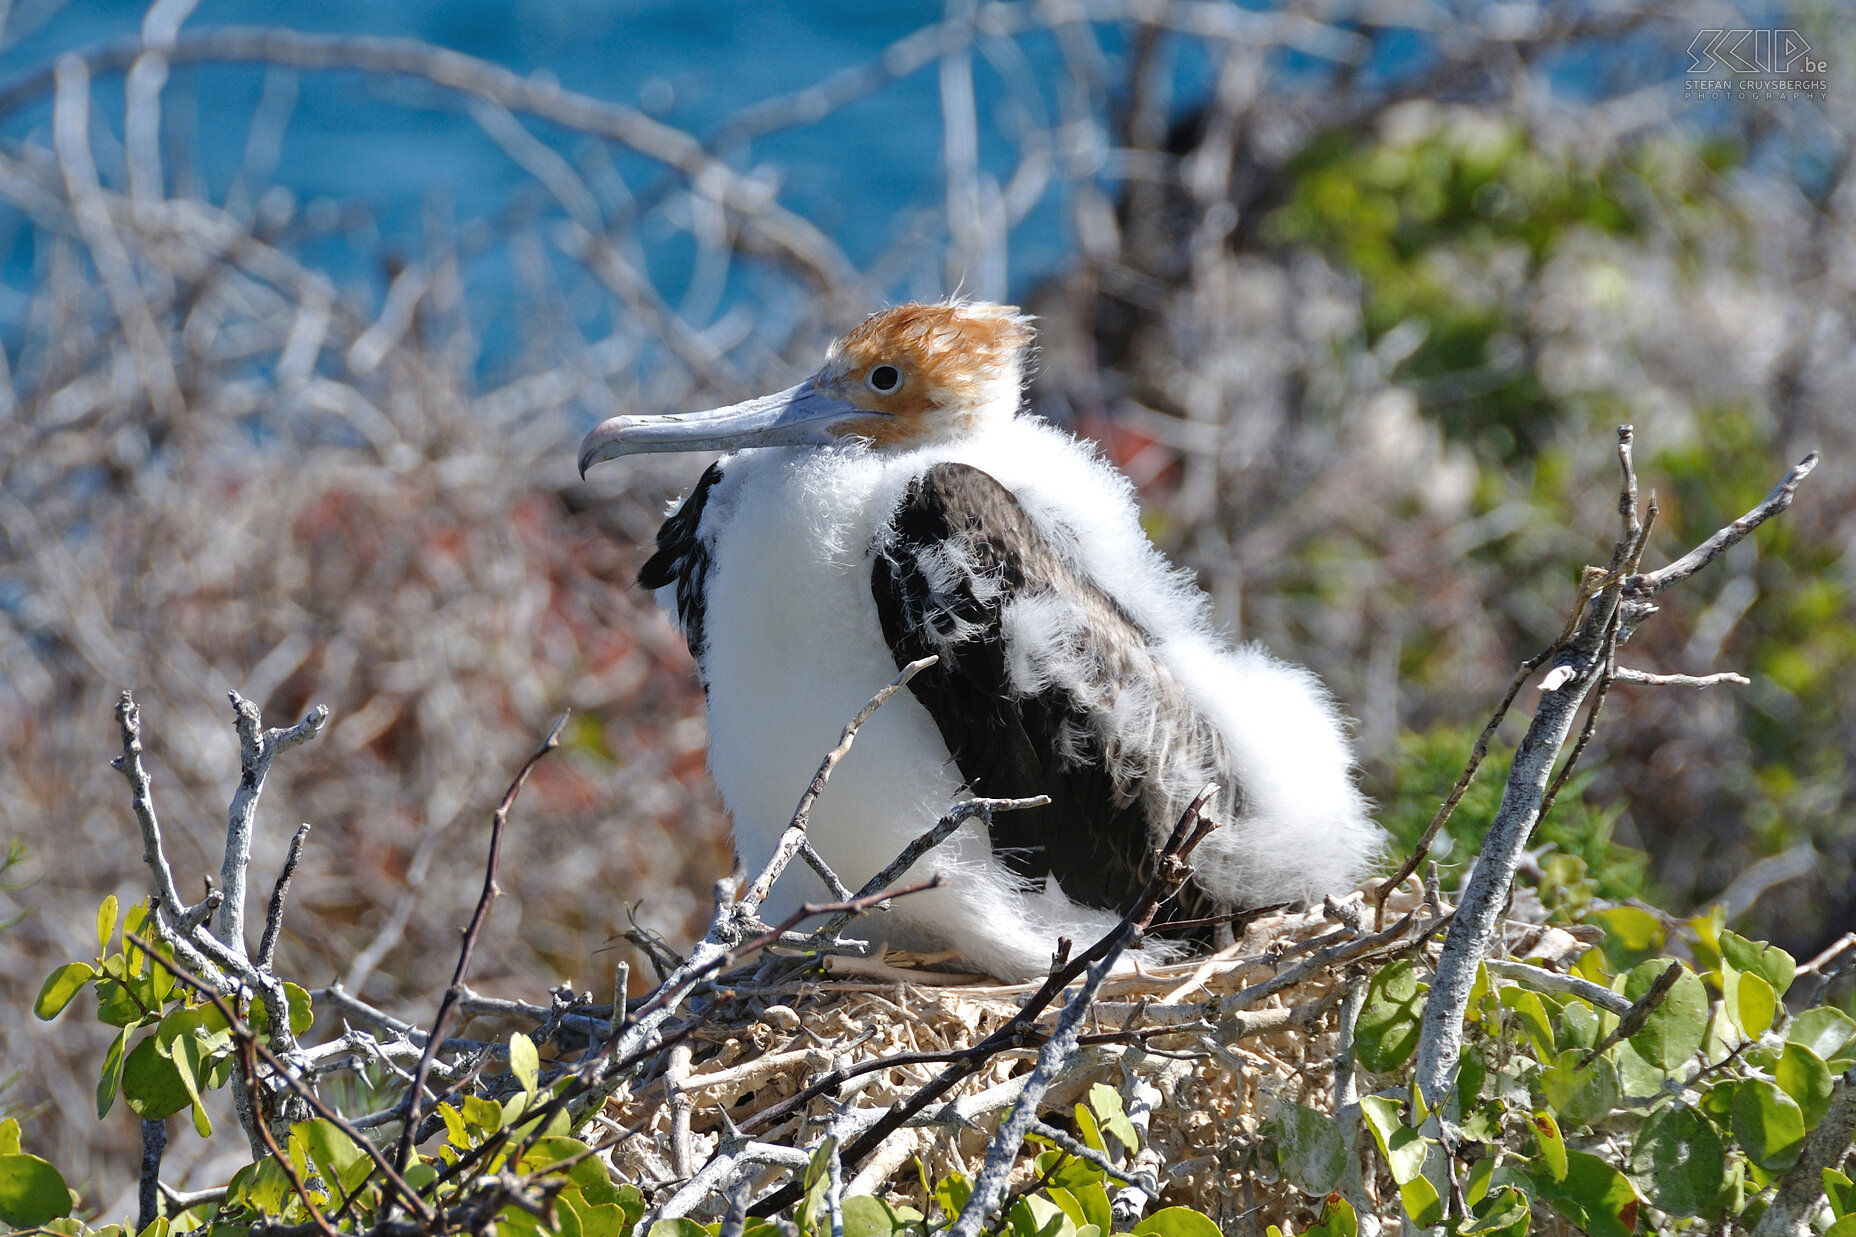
xmin=577 ymin=301 xmax=1035 ymax=472
xmin=818 ymin=302 xmax=1035 ymax=447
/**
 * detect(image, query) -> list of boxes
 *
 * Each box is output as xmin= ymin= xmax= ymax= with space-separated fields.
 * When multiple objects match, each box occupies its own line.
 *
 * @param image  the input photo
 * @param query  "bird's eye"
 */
xmin=867 ymin=364 xmax=902 ymax=393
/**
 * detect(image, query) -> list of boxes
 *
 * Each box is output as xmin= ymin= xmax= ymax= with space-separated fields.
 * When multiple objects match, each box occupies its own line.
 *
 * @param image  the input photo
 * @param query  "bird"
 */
xmin=579 ymin=301 xmax=1381 ymax=981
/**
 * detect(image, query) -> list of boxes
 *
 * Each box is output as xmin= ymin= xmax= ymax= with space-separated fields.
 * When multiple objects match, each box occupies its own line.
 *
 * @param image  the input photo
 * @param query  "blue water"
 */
xmin=0 ymin=2 xmax=1714 ymax=380
xmin=0 ymin=1 xmax=1131 ymax=347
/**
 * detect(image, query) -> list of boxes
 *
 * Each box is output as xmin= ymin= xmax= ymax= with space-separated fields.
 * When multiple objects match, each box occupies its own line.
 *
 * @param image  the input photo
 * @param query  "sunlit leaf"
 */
xmin=1826 ymin=1169 xmax=1856 ymax=1221
xmin=1304 ymin=1193 xmax=1357 ymax=1237
xmin=1498 ymin=987 xmax=1556 ymax=1059
xmin=1131 ymin=1206 xmax=1223 ymax=1237
xmin=1730 ymin=971 xmax=1776 ymax=1037
xmin=34 ymin=962 xmax=94 ymax=1021
xmin=1734 ymin=1077 xmax=1806 ymax=1171
xmin=1087 ymin=1084 xmax=1139 ymax=1156
xmin=1530 ymin=1110 xmax=1566 ymax=1182
xmin=508 ymin=1031 xmax=540 ymax=1099
xmin=1720 ymin=932 xmax=1794 ymax=998
xmin=1539 ymin=1050 xmax=1620 ymax=1129
xmin=1775 ymin=1042 xmax=1834 ymax=1128
xmin=1790 ymin=1007 xmax=1856 ymax=1067
xmin=1359 ymin=1096 xmax=1429 ymax=1185
xmin=97 ymin=895 xmax=119 ymax=956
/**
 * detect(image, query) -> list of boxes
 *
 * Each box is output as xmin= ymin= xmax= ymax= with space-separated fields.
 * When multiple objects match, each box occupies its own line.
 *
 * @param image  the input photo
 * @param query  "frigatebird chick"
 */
xmin=580 ymin=302 xmax=1382 ymax=981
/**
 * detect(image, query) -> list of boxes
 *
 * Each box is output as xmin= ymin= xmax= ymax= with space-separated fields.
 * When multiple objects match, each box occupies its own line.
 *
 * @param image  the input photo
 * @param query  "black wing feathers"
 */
xmin=640 ymin=462 xmax=724 ymax=661
xmin=872 ymin=461 xmax=1214 ymax=927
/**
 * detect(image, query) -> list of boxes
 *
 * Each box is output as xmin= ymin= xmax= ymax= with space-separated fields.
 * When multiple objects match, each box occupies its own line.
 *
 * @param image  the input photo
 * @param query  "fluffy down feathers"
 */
xmin=651 ymin=411 xmax=1383 ymax=981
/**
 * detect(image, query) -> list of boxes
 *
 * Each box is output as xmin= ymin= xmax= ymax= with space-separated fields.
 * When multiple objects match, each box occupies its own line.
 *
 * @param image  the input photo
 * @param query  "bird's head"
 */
xmin=578 ymin=301 xmax=1034 ymax=475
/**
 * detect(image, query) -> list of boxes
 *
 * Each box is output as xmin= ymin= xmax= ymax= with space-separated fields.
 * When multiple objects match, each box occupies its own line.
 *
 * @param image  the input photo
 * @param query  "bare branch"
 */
xmin=394 ymin=711 xmax=566 ymax=1173
xmin=1611 ymin=667 xmax=1750 ymax=688
xmin=111 ymin=691 xmax=188 ymax=923
xmin=1627 ymin=452 xmax=1820 ymax=600
xmin=217 ymin=692 xmax=329 ymax=958
xmin=256 ymin=822 xmax=310 ymax=971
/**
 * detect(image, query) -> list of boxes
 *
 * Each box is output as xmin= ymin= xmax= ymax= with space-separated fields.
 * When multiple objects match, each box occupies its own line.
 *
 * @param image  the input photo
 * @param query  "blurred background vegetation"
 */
xmin=0 ymin=0 xmax=1849 ymax=1213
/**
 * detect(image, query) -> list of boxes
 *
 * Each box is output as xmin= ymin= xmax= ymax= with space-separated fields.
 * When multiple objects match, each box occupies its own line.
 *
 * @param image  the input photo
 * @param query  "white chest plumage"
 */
xmin=692 ymin=446 xmax=973 ymax=911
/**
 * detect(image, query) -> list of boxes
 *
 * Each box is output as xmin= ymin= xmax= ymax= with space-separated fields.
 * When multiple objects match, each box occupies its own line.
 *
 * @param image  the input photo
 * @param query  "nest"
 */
xmin=584 ymin=883 xmax=1596 ymax=1229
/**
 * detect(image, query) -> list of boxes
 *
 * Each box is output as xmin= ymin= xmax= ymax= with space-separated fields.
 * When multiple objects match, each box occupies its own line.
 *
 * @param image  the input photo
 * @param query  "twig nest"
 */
xmin=588 ymin=884 xmax=1523 ymax=1225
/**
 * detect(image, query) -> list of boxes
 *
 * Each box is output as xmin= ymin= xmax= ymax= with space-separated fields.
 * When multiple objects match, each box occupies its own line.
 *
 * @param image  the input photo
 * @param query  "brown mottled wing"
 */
xmin=870 ymin=461 xmax=1217 ymax=927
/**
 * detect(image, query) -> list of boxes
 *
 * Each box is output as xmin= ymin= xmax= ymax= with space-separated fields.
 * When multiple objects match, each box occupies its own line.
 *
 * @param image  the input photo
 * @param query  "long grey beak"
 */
xmin=578 ymin=380 xmax=866 ymax=476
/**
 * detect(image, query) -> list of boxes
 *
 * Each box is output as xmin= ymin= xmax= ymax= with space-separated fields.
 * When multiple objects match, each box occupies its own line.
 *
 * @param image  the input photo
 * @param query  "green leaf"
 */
xmin=462 ymin=1094 xmax=504 ymax=1136
xmin=510 ymin=1032 xmax=540 ymax=1098
xmin=1826 ymin=1168 xmax=1856 ymax=1220
xmin=1720 ymin=932 xmax=1794 ymax=998
xmin=1590 ymin=906 xmax=1664 ymax=972
xmin=1498 ymin=987 xmax=1557 ymax=1059
xmin=1033 ymin=1149 xmax=1102 ymax=1192
xmin=1068 ymin=1181 xmax=1112 ymax=1235
xmin=573 ymin=1202 xmax=629 ymax=1237
xmin=519 ymin=1137 xmax=603 ymax=1189
xmin=1775 ymin=1042 xmax=1834 ymax=1128
xmin=35 ymin=962 xmax=95 ymax=1020
xmin=1622 ymin=960 xmax=1707 ymax=1070
xmin=1073 ymin=1103 xmax=1105 ymax=1155
xmin=1356 ymin=959 xmax=1426 ymax=1072
xmin=644 ymin=1222 xmax=708 ymax=1237
xmin=1461 ymin=1184 xmax=1530 ymax=1237
xmin=0 ymin=1153 xmax=76 ymax=1227
xmin=121 ymin=1036 xmax=192 ymax=1120
xmin=1087 ymin=1084 xmax=1139 ymax=1156
xmin=1733 ymin=1077 xmax=1807 ymax=1171
xmin=1730 ymin=971 xmax=1777 ymax=1037
xmin=1827 ymin=1217 xmax=1856 ymax=1237
xmin=1397 ymin=1176 xmax=1444 ymax=1229
xmin=97 ymin=896 xmax=119 ymax=955
xmin=437 ymin=1102 xmax=469 ymax=1148
xmin=1538 ymin=1050 xmax=1620 ymax=1129
xmin=1131 ymin=1207 xmax=1223 ymax=1237
xmin=0 ymin=1119 xmax=19 ymax=1156
xmin=1043 ymin=1186 xmax=1089 ymax=1233
xmin=1789 ymin=1007 xmax=1856 ymax=1067
xmin=935 ymin=1172 xmax=972 ymax=1224
xmin=1552 ymin=995 xmax=1601 ymax=1053
xmin=94 ymin=978 xmax=144 ymax=1028
xmin=1009 ymin=1194 xmax=1074 ymax=1237
xmin=97 ymin=1027 xmax=131 ymax=1119
xmin=293 ymin=1119 xmax=363 ymax=1197
xmin=1528 ymin=1150 xmax=1640 ymax=1237
xmin=1359 ymin=1095 xmax=1428 ymax=1185
xmin=1628 ymin=1103 xmax=1724 ymax=1218
xmin=284 ymin=982 xmax=314 ymax=1037
xmin=1530 ymin=1110 xmax=1567 ymax=1182
xmin=1261 ymin=1101 xmax=1347 ymax=1195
